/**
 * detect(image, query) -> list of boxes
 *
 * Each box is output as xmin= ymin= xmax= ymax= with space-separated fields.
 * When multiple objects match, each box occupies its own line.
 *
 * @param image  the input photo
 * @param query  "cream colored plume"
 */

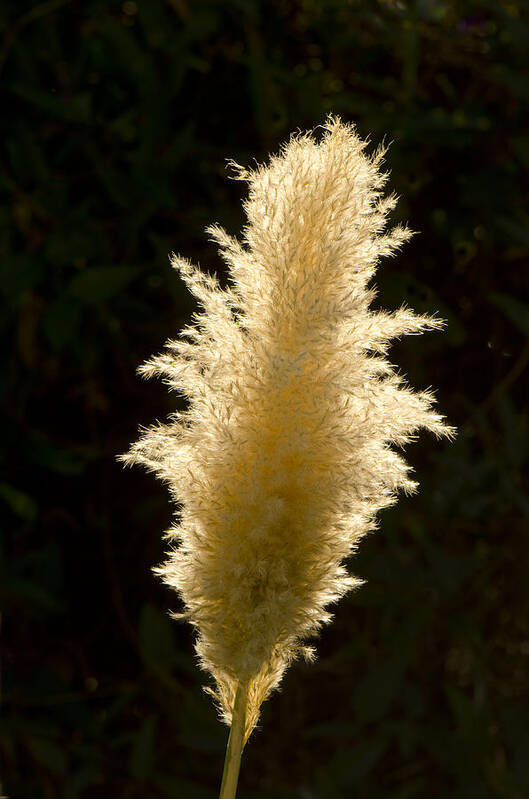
xmin=121 ymin=115 xmax=454 ymax=739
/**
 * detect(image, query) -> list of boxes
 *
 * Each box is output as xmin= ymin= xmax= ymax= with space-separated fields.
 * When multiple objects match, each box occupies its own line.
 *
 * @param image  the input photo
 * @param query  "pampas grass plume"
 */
xmin=121 ymin=116 xmax=454 ymax=756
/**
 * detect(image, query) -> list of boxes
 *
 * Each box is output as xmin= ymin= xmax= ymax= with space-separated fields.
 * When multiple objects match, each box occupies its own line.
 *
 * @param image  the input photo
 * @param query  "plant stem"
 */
xmin=218 ymin=681 xmax=248 ymax=799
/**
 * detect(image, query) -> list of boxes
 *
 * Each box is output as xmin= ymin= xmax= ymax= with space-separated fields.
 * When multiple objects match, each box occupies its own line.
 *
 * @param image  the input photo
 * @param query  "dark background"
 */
xmin=1 ymin=0 xmax=529 ymax=797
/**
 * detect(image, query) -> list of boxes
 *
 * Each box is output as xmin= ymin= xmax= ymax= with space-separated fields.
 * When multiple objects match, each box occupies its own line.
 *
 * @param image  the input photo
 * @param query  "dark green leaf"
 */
xmin=68 ymin=266 xmax=141 ymax=304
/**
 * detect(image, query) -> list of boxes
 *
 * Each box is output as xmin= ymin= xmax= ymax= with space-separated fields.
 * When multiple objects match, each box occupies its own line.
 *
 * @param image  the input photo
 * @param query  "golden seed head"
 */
xmin=121 ymin=116 xmax=455 ymax=737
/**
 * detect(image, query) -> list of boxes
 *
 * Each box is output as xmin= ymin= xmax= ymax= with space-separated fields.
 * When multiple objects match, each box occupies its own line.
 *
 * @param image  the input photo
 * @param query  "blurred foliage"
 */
xmin=1 ymin=0 xmax=528 ymax=797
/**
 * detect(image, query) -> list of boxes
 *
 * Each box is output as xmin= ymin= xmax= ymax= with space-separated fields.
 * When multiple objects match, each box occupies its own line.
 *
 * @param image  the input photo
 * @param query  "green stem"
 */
xmin=218 ymin=681 xmax=248 ymax=799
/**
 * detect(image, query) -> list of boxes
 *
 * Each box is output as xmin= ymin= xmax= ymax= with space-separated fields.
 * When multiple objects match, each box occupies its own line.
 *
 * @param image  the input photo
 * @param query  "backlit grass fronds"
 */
xmin=121 ymin=116 xmax=455 ymax=740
